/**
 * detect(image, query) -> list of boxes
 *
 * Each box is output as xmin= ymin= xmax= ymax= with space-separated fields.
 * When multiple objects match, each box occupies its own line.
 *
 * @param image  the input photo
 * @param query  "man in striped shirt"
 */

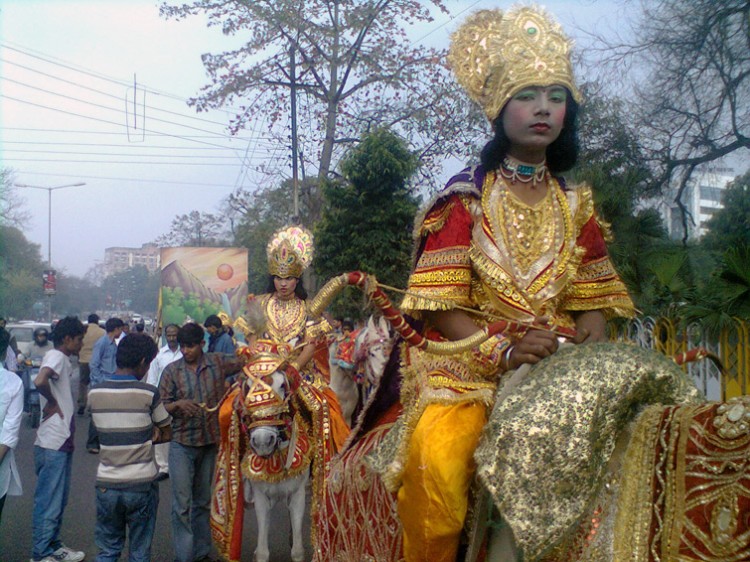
xmin=88 ymin=333 xmax=172 ymax=562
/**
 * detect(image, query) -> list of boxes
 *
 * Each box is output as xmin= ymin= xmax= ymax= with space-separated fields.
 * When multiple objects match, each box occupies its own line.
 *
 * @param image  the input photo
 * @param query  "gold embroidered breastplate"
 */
xmin=260 ymin=294 xmax=307 ymax=344
xmin=497 ymin=184 xmax=559 ymax=277
xmin=469 ymin=172 xmax=586 ymax=323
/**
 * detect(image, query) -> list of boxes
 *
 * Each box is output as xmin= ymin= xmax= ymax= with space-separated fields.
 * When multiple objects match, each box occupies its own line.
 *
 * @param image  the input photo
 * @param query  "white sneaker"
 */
xmin=52 ymin=545 xmax=85 ymax=561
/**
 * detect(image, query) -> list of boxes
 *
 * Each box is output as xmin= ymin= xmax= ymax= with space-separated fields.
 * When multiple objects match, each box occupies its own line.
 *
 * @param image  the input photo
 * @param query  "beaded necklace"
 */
xmin=499 ymin=156 xmax=548 ymax=186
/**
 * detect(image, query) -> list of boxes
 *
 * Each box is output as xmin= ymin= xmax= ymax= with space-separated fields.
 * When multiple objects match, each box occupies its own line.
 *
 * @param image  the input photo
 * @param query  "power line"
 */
xmin=4 ymin=157 xmax=254 ymax=166
xmin=4 ymin=149 xmax=272 ymax=159
xmin=0 ymin=93 xmax=253 ymax=153
xmin=3 ymin=140 xmax=277 ymax=150
xmin=409 ymin=1 xmax=485 ymax=45
xmin=3 ymin=127 xmax=257 ymax=140
xmin=10 ymin=169 xmax=247 ymax=189
xmin=0 ymin=40 xmax=244 ymax=117
xmin=2 ymin=76 xmax=256 ymax=144
xmin=1 ymin=56 xmax=243 ymax=131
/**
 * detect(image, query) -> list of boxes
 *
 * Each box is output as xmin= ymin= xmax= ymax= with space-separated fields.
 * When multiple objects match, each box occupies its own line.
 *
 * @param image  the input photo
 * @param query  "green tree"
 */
xmin=0 ymin=225 xmax=45 ymax=319
xmin=101 ymin=266 xmax=160 ymax=314
xmin=314 ymin=128 xmax=419 ymax=317
xmin=155 ymin=211 xmax=231 ymax=248
xmin=701 ymin=171 xmax=750 ymax=253
xmin=681 ymin=246 xmax=750 ymax=335
xmin=53 ymin=275 xmax=103 ymax=318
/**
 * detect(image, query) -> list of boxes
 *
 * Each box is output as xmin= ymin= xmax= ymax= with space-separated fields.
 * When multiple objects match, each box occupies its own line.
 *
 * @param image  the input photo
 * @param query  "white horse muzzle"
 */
xmin=250 ymin=426 xmax=282 ymax=457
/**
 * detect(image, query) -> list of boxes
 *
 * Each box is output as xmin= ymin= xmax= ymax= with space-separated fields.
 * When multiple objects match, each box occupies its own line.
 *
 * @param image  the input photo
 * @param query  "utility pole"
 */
xmin=290 ymin=41 xmax=300 ymax=223
xmin=14 ymin=182 xmax=86 ymax=321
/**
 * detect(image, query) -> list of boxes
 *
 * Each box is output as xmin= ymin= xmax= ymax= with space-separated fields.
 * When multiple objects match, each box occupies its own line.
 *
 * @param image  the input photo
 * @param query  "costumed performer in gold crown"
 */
xmin=245 ymin=225 xmax=350 ymax=449
xmin=210 ymin=225 xmax=351 ymax=560
xmin=372 ymin=5 xmax=647 ymax=561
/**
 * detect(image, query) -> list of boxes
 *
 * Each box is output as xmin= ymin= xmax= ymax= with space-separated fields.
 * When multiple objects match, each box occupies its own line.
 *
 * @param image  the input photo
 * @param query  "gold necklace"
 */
xmin=266 ymin=294 xmax=307 ymax=342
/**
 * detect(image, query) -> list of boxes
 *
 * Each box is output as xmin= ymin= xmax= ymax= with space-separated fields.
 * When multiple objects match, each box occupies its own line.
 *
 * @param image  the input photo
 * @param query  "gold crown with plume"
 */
xmin=447 ymin=5 xmax=582 ymax=122
xmin=266 ymin=225 xmax=314 ymax=279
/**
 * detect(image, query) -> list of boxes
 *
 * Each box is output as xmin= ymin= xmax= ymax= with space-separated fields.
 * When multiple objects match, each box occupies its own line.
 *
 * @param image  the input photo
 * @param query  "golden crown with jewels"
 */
xmin=266 ymin=225 xmax=314 ymax=279
xmin=447 ymin=5 xmax=582 ymax=122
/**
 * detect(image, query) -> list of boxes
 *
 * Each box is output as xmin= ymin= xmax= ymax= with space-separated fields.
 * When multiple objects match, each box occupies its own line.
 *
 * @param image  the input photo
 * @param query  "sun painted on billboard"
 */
xmin=158 ymin=247 xmax=248 ymax=327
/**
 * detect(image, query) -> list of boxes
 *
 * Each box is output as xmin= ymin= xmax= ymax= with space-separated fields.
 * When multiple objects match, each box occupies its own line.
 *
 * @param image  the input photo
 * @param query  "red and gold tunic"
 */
xmin=397 ymin=166 xmax=634 ymax=409
xmin=403 ymin=166 xmax=633 ymax=329
xmin=378 ymin=166 xmax=635 ymax=562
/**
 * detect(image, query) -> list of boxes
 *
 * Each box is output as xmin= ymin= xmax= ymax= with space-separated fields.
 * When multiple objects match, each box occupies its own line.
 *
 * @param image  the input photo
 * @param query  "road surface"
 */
xmin=0 ymin=407 xmax=313 ymax=561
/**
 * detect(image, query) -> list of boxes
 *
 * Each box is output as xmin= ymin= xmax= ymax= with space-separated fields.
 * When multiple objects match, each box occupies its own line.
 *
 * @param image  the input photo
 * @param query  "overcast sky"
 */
xmin=1 ymin=0 xmax=624 ymax=277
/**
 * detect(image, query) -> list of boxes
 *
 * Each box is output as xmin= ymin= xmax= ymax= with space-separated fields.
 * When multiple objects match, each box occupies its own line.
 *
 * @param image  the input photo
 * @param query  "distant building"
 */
xmin=659 ymin=166 xmax=736 ymax=241
xmin=103 ymin=243 xmax=161 ymax=277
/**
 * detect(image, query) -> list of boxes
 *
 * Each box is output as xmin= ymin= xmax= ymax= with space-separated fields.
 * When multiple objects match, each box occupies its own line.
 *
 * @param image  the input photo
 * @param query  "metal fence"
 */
xmin=611 ymin=317 xmax=749 ymax=401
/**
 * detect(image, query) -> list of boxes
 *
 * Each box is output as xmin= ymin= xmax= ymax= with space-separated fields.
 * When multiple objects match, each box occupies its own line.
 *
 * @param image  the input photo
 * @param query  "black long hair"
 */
xmin=480 ymin=93 xmax=580 ymax=174
xmin=266 ymin=275 xmax=308 ymax=300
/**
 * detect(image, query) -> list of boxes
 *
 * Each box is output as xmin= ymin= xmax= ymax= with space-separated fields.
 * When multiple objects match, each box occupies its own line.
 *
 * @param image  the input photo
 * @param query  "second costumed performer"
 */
xmin=210 ymin=226 xmax=349 ymax=561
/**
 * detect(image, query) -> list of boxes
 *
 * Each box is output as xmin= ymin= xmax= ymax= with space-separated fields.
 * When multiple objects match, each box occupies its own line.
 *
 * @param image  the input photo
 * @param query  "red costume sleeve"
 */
xmin=563 ymin=215 xmax=636 ymax=318
xmin=401 ymin=194 xmax=475 ymax=314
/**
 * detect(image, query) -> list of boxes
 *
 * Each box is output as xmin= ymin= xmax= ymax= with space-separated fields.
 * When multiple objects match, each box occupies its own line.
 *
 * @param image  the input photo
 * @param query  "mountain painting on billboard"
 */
xmin=159 ymin=247 xmax=248 ymax=328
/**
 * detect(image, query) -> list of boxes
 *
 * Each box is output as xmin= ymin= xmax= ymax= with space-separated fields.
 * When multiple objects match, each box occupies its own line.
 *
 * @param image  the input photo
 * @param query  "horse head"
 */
xmin=354 ymin=314 xmax=395 ymax=387
xmin=238 ymin=340 xmax=298 ymax=458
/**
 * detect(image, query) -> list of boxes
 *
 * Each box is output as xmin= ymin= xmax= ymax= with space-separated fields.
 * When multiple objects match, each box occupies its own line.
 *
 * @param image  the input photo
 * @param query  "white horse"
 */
xmin=329 ymin=338 xmax=360 ymax=427
xmin=243 ymin=370 xmax=310 ymax=562
xmin=329 ymin=315 xmax=395 ymax=426
xmin=353 ymin=315 xmax=394 ymax=400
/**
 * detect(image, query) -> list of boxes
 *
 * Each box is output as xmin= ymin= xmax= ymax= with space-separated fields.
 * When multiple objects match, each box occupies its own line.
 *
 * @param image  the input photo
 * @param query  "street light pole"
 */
xmin=13 ymin=182 xmax=86 ymax=321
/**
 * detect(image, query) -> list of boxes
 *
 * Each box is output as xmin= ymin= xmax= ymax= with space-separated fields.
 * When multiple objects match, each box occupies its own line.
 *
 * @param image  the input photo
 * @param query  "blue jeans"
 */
xmin=32 ymin=446 xmax=73 ymax=560
xmin=169 ymin=442 xmax=217 ymax=562
xmin=95 ymin=483 xmax=159 ymax=562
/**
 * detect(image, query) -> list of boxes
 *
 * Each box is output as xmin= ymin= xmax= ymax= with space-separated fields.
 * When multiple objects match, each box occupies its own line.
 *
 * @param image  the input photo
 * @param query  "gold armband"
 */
xmin=472 ymin=333 xmax=511 ymax=374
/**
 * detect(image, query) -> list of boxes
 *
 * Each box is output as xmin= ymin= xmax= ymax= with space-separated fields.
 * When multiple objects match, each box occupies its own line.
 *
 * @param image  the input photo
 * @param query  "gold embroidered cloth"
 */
xmin=474 ymin=342 xmax=701 ymax=560
xmin=615 ymin=396 xmax=750 ymax=562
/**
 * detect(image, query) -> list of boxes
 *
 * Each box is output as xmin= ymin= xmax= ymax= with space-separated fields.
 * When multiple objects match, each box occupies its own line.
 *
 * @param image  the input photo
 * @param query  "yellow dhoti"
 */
xmin=397 ymin=401 xmax=487 ymax=562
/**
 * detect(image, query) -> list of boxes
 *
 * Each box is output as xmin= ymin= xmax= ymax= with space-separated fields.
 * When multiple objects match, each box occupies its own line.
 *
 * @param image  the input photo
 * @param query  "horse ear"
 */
xmin=378 ymin=315 xmax=389 ymax=334
xmin=367 ymin=315 xmax=377 ymax=330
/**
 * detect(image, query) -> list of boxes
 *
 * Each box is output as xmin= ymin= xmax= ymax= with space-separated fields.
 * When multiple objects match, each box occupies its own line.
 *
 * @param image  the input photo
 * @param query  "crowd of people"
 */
xmin=0 ymin=309 xmax=253 ymax=562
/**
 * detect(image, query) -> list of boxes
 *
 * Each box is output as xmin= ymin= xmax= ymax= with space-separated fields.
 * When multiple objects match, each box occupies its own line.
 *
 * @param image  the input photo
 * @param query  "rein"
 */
xmin=197 ymin=383 xmax=236 ymax=413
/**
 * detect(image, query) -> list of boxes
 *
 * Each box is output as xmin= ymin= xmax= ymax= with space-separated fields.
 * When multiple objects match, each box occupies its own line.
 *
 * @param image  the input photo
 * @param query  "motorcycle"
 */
xmin=21 ymin=358 xmax=42 ymax=428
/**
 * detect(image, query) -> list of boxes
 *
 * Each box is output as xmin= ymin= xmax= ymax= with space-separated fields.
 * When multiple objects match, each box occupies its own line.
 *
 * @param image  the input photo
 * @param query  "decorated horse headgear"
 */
xmin=447 ymin=5 xmax=582 ymax=122
xmin=239 ymin=340 xmax=295 ymax=421
xmin=267 ymin=225 xmax=314 ymax=279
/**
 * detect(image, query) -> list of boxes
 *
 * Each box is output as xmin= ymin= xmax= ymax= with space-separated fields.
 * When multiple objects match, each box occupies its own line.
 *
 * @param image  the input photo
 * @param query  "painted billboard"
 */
xmin=158 ymin=247 xmax=248 ymax=328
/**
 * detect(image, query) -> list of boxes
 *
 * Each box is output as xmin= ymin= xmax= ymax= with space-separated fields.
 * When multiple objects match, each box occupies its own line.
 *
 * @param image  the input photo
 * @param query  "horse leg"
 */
xmin=288 ymin=473 xmax=308 ymax=562
xmin=330 ymin=365 xmax=358 ymax=426
xmin=243 ymin=477 xmax=254 ymax=506
xmin=253 ymin=483 xmax=272 ymax=562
